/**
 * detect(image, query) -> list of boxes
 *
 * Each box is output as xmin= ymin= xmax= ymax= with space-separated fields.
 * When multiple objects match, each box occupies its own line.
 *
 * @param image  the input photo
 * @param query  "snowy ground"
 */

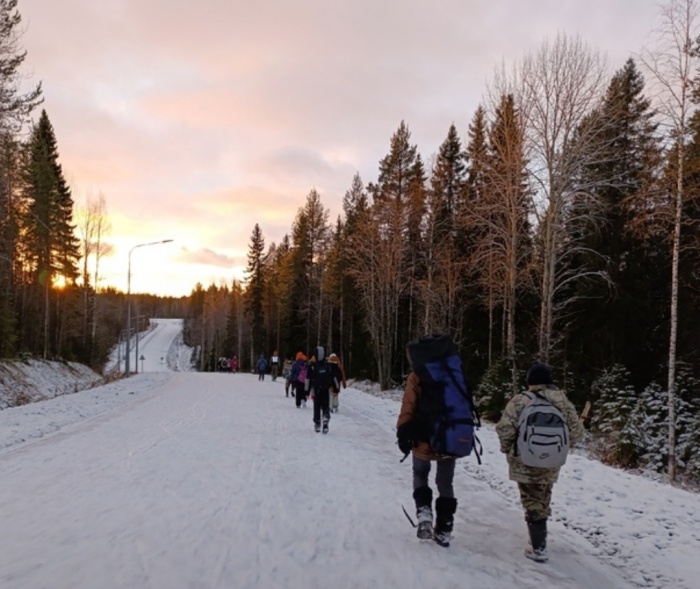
xmin=0 ymin=321 xmax=698 ymax=589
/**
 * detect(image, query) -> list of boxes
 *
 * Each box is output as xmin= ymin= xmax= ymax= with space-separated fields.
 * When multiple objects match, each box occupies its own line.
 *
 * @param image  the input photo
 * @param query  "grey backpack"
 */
xmin=517 ymin=391 xmax=569 ymax=468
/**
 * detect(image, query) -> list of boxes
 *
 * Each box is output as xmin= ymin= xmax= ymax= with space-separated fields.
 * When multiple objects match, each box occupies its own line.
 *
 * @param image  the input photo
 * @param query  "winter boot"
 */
xmin=314 ymin=421 xmax=321 ymax=433
xmin=525 ymin=519 xmax=548 ymax=562
xmin=413 ymin=486 xmax=433 ymax=540
xmin=433 ymin=497 xmax=457 ymax=547
xmin=322 ymin=416 xmax=329 ymax=434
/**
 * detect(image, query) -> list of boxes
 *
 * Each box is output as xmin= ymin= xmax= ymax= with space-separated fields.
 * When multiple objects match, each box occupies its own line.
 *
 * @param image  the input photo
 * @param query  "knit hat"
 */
xmin=526 ymin=362 xmax=553 ymax=386
xmin=328 ymin=353 xmax=339 ymax=363
xmin=295 ymin=351 xmax=306 ymax=361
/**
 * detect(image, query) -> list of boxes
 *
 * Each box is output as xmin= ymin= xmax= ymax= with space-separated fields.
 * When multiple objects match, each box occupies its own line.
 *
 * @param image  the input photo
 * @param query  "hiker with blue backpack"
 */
xmin=495 ymin=362 xmax=584 ymax=563
xmin=396 ymin=334 xmax=480 ymax=548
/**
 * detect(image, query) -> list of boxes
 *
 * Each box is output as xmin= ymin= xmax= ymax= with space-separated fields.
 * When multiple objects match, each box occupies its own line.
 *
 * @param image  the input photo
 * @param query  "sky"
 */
xmin=1 ymin=318 xmax=699 ymax=588
xmin=17 ymin=0 xmax=662 ymax=297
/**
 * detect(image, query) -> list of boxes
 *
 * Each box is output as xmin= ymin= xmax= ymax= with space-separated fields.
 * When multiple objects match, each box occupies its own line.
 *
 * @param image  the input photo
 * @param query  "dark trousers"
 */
xmin=412 ymin=456 xmax=456 ymax=498
xmin=313 ymin=387 xmax=330 ymax=425
xmin=294 ymin=382 xmax=306 ymax=407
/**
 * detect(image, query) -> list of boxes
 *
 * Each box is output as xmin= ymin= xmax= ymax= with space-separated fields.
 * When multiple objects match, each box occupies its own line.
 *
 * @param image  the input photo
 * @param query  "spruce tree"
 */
xmin=21 ymin=110 xmax=80 ymax=358
xmin=422 ymin=124 xmax=468 ymax=337
xmin=567 ymin=59 xmax=665 ymax=389
xmin=341 ymin=174 xmax=372 ymax=377
xmin=591 ymin=364 xmax=644 ymax=467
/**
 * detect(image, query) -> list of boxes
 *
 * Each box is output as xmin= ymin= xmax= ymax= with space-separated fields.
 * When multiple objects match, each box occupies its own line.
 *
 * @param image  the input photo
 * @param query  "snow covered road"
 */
xmin=0 ymin=371 xmax=653 ymax=589
xmin=0 ymin=319 xmax=698 ymax=589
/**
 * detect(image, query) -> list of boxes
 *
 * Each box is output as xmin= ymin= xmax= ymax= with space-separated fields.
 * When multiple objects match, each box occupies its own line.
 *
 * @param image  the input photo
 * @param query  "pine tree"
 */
xmin=245 ymin=224 xmax=266 ymax=357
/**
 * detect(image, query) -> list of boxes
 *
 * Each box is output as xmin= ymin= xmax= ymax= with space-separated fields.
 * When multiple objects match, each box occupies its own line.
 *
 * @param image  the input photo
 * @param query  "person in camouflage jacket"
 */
xmin=495 ymin=362 xmax=584 ymax=563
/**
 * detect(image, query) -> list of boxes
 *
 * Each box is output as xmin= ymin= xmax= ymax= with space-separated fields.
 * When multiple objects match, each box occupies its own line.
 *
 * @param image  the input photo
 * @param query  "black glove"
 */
xmin=398 ymin=437 xmax=413 ymax=455
xmin=397 ymin=422 xmax=418 ymax=455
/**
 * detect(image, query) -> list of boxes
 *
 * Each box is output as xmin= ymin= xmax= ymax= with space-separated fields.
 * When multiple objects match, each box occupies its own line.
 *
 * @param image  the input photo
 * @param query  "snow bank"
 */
xmin=0 ymin=359 xmax=105 ymax=409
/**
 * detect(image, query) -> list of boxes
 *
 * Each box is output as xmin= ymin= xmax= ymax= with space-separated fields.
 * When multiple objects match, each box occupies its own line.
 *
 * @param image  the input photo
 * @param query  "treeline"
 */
xmin=186 ymin=26 xmax=700 ymax=483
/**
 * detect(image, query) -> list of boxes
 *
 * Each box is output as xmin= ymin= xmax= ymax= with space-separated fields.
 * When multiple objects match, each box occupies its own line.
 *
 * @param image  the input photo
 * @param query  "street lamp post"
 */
xmin=125 ymin=239 xmax=173 ymax=376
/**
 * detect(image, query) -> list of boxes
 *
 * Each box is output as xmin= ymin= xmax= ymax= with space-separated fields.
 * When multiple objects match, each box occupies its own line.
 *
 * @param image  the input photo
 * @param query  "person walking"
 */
xmin=270 ymin=351 xmax=280 ymax=381
xmin=282 ymin=356 xmax=294 ymax=397
xmin=495 ymin=362 xmax=584 ymax=562
xmin=256 ymin=353 xmax=268 ymax=381
xmin=289 ymin=352 xmax=308 ymax=408
xmin=307 ymin=345 xmax=341 ymax=434
xmin=396 ymin=334 xmax=475 ymax=548
xmin=327 ymin=353 xmax=346 ymax=413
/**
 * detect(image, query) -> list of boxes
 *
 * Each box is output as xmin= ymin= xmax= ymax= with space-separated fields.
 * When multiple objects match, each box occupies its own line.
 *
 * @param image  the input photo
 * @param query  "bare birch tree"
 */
xmin=75 ymin=191 xmax=111 ymax=350
xmin=346 ymin=199 xmax=408 ymax=389
xmin=497 ymin=34 xmax=611 ymax=363
xmin=639 ymin=0 xmax=700 ymax=483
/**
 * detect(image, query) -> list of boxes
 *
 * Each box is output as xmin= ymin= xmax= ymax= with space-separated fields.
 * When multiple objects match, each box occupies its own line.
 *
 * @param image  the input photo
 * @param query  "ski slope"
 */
xmin=108 ymin=318 xmax=194 ymax=374
xmin=0 ymin=322 xmax=698 ymax=589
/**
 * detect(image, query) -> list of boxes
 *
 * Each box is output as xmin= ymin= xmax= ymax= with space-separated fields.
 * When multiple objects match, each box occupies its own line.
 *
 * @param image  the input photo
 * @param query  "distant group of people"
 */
xmin=254 ymin=346 xmax=347 ymax=433
xmin=217 ymin=356 xmax=239 ymax=373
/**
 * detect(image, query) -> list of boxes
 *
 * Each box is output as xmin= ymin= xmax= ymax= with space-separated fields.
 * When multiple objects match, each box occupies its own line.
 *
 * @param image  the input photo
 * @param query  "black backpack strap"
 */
xmin=472 ymin=433 xmax=483 ymax=465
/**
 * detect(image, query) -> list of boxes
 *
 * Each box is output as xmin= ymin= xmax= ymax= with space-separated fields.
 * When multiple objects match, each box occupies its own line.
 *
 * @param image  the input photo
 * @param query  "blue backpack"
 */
xmin=407 ymin=335 xmax=481 ymax=460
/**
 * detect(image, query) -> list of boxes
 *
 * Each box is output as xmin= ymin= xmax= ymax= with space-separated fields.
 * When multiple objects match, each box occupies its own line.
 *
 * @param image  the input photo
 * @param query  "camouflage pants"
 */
xmin=517 ymin=482 xmax=553 ymax=522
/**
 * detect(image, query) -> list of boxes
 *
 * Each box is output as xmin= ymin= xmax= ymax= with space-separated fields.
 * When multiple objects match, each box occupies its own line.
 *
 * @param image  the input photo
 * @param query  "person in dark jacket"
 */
xmin=328 ymin=353 xmax=346 ymax=413
xmin=256 ymin=354 xmax=268 ymax=381
xmin=496 ymin=362 xmax=584 ymax=563
xmin=307 ymin=345 xmax=341 ymax=434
